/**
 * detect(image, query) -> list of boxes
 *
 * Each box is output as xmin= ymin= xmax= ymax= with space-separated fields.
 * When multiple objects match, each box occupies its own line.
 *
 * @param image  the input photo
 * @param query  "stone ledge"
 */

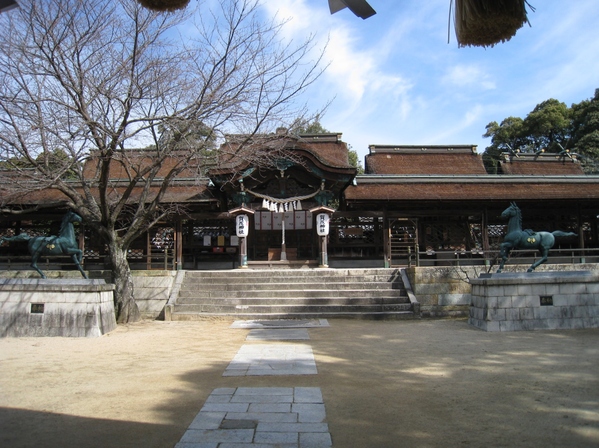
xmin=0 ymin=278 xmax=114 ymax=293
xmin=474 ymin=271 xmax=597 ymax=285
xmin=0 ymin=281 xmax=116 ymax=337
xmin=469 ymin=271 xmax=599 ymax=332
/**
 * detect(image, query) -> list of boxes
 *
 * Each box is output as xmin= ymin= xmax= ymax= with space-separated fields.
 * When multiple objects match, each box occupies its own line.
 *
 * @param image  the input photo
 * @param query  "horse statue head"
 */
xmin=501 ymin=202 xmax=520 ymax=220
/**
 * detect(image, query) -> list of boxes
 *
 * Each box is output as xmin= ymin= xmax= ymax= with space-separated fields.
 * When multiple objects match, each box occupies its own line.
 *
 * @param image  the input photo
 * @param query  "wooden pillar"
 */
xmin=175 ymin=218 xmax=183 ymax=270
xmin=240 ymin=236 xmax=248 ymax=268
xmin=146 ymin=232 xmax=151 ymax=270
xmin=319 ymin=235 xmax=328 ymax=268
xmin=383 ymin=211 xmax=390 ymax=268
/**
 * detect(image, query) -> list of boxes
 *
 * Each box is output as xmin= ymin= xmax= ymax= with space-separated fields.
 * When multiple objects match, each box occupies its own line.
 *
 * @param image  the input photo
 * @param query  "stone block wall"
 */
xmin=469 ymin=271 xmax=599 ymax=331
xmin=0 ymin=279 xmax=116 ymax=337
xmin=405 ymin=266 xmax=476 ymax=317
xmin=132 ymin=271 xmax=177 ymax=319
xmin=406 ymin=264 xmax=599 ymax=319
xmin=0 ymin=270 xmax=176 ymax=320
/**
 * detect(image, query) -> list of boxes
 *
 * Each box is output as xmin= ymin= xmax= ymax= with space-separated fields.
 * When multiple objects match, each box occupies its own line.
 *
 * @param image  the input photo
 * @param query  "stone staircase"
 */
xmin=165 ymin=268 xmax=419 ymax=320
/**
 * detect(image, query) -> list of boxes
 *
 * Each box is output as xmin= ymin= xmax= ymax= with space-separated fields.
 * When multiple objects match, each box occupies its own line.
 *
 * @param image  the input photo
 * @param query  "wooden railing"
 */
xmin=412 ymin=248 xmax=599 ymax=269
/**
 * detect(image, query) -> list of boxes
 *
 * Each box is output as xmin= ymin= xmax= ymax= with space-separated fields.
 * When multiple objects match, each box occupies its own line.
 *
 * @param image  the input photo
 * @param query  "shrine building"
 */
xmin=1 ymin=133 xmax=599 ymax=271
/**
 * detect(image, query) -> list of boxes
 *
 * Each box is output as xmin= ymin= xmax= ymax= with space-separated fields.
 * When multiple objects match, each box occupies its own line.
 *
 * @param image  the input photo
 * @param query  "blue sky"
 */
xmin=261 ymin=0 xmax=599 ymax=163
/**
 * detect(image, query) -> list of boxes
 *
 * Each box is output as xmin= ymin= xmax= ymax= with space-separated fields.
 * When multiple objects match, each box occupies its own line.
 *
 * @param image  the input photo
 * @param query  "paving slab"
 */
xmin=175 ymin=387 xmax=331 ymax=448
xmin=231 ymin=319 xmax=329 ymax=329
xmin=223 ymin=344 xmax=317 ymax=376
xmin=246 ymin=329 xmax=310 ymax=341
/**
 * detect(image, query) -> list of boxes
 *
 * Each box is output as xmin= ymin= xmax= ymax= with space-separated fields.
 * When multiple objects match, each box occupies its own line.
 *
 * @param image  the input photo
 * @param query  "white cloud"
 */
xmin=443 ymin=64 xmax=496 ymax=90
xmin=261 ymin=0 xmax=412 ymax=106
xmin=260 ymin=0 xmax=323 ymax=37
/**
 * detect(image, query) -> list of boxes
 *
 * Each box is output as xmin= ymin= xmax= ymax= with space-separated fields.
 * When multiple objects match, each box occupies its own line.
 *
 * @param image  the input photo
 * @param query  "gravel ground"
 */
xmin=1 ymin=318 xmax=598 ymax=448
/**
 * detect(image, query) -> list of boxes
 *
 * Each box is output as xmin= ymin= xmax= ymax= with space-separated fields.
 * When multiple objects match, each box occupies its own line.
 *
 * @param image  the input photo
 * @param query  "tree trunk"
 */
xmin=107 ymin=242 xmax=141 ymax=323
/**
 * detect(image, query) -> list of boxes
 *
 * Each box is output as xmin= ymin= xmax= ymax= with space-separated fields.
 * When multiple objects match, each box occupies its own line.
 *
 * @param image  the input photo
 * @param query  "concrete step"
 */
xmin=168 ymin=268 xmax=417 ymax=320
xmin=170 ymin=310 xmax=416 ymax=321
xmin=177 ymin=289 xmax=408 ymax=300
xmin=175 ymin=297 xmax=410 ymax=306
xmin=182 ymin=275 xmax=403 ymax=285
xmin=183 ymin=268 xmax=397 ymax=277
xmin=179 ymin=281 xmax=405 ymax=291
xmin=173 ymin=303 xmax=413 ymax=314
xmin=186 ymin=269 xmax=394 ymax=282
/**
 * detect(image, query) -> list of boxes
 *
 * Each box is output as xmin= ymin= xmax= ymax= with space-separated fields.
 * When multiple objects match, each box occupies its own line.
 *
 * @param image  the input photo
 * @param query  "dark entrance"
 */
xmin=250 ymin=211 xmax=317 ymax=261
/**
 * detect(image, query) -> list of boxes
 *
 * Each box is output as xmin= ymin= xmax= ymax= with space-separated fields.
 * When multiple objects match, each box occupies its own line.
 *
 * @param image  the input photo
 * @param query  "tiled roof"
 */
xmin=0 ymin=179 xmax=217 ymax=206
xmin=345 ymin=176 xmax=599 ymax=201
xmin=365 ymin=146 xmax=486 ymax=175
xmin=500 ymin=153 xmax=585 ymax=175
xmin=82 ymin=150 xmax=203 ymax=180
xmin=210 ymin=134 xmax=353 ymax=175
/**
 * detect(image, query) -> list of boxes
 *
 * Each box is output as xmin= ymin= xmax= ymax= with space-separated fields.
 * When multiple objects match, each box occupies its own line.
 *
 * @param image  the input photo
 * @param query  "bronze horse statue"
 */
xmin=0 ymin=211 xmax=88 ymax=279
xmin=497 ymin=202 xmax=577 ymax=273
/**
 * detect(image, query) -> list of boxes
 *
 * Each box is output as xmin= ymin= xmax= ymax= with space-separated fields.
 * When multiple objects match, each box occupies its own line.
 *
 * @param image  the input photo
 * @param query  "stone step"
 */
xmin=168 ymin=268 xmax=417 ymax=321
xmin=177 ymin=289 xmax=407 ymax=300
xmin=173 ymin=303 xmax=413 ymax=314
xmin=180 ymin=270 xmax=399 ymax=283
xmin=179 ymin=281 xmax=405 ymax=291
xmin=170 ymin=310 xmax=415 ymax=321
xmin=183 ymin=268 xmax=397 ymax=277
xmin=176 ymin=296 xmax=410 ymax=306
xmin=182 ymin=275 xmax=402 ymax=285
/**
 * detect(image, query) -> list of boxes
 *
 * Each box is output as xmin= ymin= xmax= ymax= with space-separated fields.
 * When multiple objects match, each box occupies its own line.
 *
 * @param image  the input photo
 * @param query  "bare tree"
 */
xmin=0 ymin=0 xmax=325 ymax=322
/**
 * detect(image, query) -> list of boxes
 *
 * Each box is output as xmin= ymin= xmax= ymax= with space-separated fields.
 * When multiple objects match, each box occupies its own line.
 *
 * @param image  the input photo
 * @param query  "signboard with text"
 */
xmin=316 ymin=213 xmax=330 ymax=236
xmin=236 ymin=214 xmax=249 ymax=237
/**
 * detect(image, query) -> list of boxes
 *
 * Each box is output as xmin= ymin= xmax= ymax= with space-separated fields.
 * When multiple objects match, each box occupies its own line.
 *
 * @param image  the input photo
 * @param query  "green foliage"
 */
xmin=0 ymin=148 xmax=78 ymax=179
xmin=524 ymin=99 xmax=571 ymax=151
xmin=158 ymin=119 xmax=218 ymax=175
xmin=0 ymin=157 xmax=32 ymax=170
xmin=482 ymin=89 xmax=599 ymax=173
xmin=158 ymin=119 xmax=216 ymax=152
xmin=294 ymin=116 xmax=329 ymax=135
xmin=36 ymin=148 xmax=79 ymax=180
xmin=481 ymin=117 xmax=526 ymax=173
xmin=571 ymin=89 xmax=599 ymax=167
xmin=348 ymin=148 xmax=364 ymax=174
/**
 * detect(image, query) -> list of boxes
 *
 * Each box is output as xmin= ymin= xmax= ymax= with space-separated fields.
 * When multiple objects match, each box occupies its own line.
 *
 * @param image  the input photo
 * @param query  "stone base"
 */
xmin=469 ymin=271 xmax=599 ymax=331
xmin=0 ymin=279 xmax=116 ymax=337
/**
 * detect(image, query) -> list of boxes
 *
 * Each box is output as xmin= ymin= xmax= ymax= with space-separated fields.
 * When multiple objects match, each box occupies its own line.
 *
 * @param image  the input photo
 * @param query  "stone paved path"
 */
xmin=175 ymin=387 xmax=331 ymax=448
xmin=230 ymin=320 xmax=329 ymax=329
xmin=175 ymin=320 xmax=332 ymax=447
xmin=223 ymin=344 xmax=317 ymax=377
xmin=246 ymin=329 xmax=310 ymax=341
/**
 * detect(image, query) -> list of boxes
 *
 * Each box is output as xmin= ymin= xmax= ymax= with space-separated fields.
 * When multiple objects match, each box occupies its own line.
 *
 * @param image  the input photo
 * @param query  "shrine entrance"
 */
xmin=206 ymin=134 xmax=357 ymax=266
xmin=250 ymin=210 xmax=317 ymax=261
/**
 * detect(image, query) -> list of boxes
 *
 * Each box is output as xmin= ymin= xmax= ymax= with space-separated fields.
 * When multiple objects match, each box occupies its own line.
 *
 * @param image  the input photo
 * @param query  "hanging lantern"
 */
xmin=316 ymin=213 xmax=330 ymax=236
xmin=236 ymin=215 xmax=249 ymax=238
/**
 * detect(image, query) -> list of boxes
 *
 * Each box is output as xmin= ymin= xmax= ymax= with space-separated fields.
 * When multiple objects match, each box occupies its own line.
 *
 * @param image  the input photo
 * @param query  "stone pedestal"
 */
xmin=0 ymin=279 xmax=116 ymax=337
xmin=469 ymin=271 xmax=599 ymax=331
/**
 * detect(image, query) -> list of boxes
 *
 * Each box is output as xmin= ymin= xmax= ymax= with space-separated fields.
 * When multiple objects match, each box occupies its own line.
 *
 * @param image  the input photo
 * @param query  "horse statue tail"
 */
xmin=551 ymin=231 xmax=577 ymax=238
xmin=0 ymin=234 xmax=33 ymax=244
